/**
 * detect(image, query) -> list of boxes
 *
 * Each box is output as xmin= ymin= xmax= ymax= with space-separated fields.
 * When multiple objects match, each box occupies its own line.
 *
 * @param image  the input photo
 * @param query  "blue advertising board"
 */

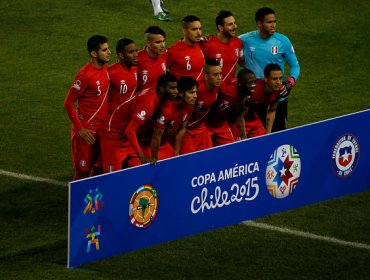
xmin=68 ymin=110 xmax=370 ymax=268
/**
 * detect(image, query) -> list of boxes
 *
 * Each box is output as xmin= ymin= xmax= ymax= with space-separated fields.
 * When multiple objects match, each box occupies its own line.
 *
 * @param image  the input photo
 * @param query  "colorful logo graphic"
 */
xmin=83 ymin=188 xmax=104 ymax=214
xmin=129 ymin=184 xmax=159 ymax=229
xmin=86 ymin=225 xmax=101 ymax=253
xmin=331 ymin=134 xmax=360 ymax=177
xmin=266 ymin=145 xmax=301 ymax=199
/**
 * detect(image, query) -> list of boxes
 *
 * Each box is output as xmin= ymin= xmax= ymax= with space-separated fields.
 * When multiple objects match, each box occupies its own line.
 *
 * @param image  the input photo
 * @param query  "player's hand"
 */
xmin=138 ymin=153 xmax=150 ymax=164
xmin=150 ymin=157 xmax=158 ymax=165
xmin=78 ymin=128 xmax=96 ymax=144
xmin=278 ymin=77 xmax=295 ymax=101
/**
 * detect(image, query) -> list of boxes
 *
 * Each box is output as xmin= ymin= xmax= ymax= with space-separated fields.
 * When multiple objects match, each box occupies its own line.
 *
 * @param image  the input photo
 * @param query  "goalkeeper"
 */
xmin=239 ymin=7 xmax=300 ymax=132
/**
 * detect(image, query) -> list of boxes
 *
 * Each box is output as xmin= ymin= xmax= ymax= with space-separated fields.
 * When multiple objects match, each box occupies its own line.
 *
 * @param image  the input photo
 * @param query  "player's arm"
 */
xmin=284 ymin=38 xmax=300 ymax=83
xmin=63 ymin=90 xmax=95 ymax=144
xmin=236 ymin=104 xmax=249 ymax=140
xmin=151 ymin=127 xmax=164 ymax=164
xmin=174 ymin=120 xmax=188 ymax=156
xmin=125 ymin=120 xmax=150 ymax=164
xmin=265 ymin=102 xmax=278 ymax=134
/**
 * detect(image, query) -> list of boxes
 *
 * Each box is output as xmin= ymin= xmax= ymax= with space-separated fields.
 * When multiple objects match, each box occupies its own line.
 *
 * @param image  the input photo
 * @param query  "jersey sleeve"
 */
xmin=282 ymin=36 xmax=300 ymax=80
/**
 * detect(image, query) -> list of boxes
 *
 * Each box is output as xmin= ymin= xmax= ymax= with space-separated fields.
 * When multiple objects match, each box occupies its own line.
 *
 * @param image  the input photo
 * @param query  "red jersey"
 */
xmin=187 ymin=79 xmax=218 ymax=130
xmin=201 ymin=36 xmax=242 ymax=84
xmin=68 ymin=62 xmax=110 ymax=127
xmin=245 ymin=79 xmax=280 ymax=125
xmin=156 ymin=100 xmax=194 ymax=143
xmin=107 ymin=62 xmax=137 ymax=115
xmin=167 ymin=40 xmax=205 ymax=80
xmin=207 ymin=78 xmax=248 ymax=125
xmin=107 ymin=88 xmax=158 ymax=135
xmin=137 ymin=49 xmax=167 ymax=91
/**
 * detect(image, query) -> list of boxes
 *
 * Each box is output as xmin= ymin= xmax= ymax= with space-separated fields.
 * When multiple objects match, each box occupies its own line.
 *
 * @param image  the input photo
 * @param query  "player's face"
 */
xmin=183 ymin=21 xmax=202 ymax=43
xmin=238 ymin=73 xmax=256 ymax=95
xmin=146 ymin=34 xmax=166 ymax=56
xmin=265 ymin=70 xmax=283 ymax=91
xmin=259 ymin=14 xmax=276 ymax=37
xmin=221 ymin=16 xmax=237 ymax=38
xmin=181 ymin=86 xmax=197 ymax=104
xmin=163 ymin=81 xmax=178 ymax=100
xmin=205 ymin=65 xmax=222 ymax=88
xmin=123 ymin=43 xmax=138 ymax=66
xmin=94 ymin=43 xmax=111 ymax=64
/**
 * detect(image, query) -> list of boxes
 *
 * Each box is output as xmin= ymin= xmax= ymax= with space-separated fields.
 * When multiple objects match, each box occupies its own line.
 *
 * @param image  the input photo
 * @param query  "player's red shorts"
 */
xmin=71 ymin=122 xmax=104 ymax=172
xmin=101 ymin=132 xmax=141 ymax=173
xmin=180 ymin=122 xmax=212 ymax=154
xmin=207 ymin=120 xmax=236 ymax=147
xmin=245 ymin=118 xmax=265 ymax=138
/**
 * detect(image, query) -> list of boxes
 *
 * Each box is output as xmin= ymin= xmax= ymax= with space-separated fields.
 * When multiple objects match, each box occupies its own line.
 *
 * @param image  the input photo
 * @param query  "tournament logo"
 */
xmin=86 ymin=225 xmax=101 ymax=253
xmin=266 ymin=145 xmax=301 ymax=199
xmin=83 ymin=188 xmax=104 ymax=214
xmin=129 ymin=184 xmax=159 ymax=229
xmin=331 ymin=134 xmax=360 ymax=177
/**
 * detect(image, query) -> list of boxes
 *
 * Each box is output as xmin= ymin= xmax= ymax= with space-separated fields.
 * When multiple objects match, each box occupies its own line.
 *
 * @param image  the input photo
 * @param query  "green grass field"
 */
xmin=1 ymin=0 xmax=369 ymax=279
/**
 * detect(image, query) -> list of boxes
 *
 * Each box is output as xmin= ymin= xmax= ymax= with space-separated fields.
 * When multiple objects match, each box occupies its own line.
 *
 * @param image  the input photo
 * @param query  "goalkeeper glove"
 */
xmin=278 ymin=77 xmax=295 ymax=101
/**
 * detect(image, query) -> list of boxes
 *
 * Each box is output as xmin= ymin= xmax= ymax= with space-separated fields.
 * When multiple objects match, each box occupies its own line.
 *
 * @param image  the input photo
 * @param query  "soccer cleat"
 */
xmin=154 ymin=12 xmax=170 ymax=21
xmin=160 ymin=0 xmax=170 ymax=14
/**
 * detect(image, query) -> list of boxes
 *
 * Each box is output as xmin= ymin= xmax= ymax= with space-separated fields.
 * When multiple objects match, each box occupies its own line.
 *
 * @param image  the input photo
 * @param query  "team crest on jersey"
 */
xmin=137 ymin=110 xmax=146 ymax=121
xmin=271 ymin=46 xmax=278 ymax=55
xmin=266 ymin=145 xmax=301 ymax=199
xmin=331 ymin=134 xmax=360 ymax=178
xmin=73 ymin=80 xmax=81 ymax=91
xmin=129 ymin=184 xmax=159 ymax=229
xmin=158 ymin=115 xmax=165 ymax=125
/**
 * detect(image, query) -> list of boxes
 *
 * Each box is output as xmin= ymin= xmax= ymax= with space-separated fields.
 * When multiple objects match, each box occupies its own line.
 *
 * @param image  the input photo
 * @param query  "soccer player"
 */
xmin=239 ymin=7 xmax=300 ymax=132
xmin=166 ymin=15 xmax=205 ymax=81
xmin=151 ymin=76 xmax=198 ymax=164
xmin=137 ymin=26 xmax=167 ymax=91
xmin=201 ymin=10 xmax=243 ymax=86
xmin=101 ymin=38 xmax=139 ymax=173
xmin=180 ymin=58 xmax=221 ymax=154
xmin=64 ymin=35 xmax=111 ymax=180
xmin=206 ymin=68 xmax=254 ymax=147
xmin=150 ymin=0 xmax=170 ymax=21
xmin=236 ymin=64 xmax=283 ymax=139
xmin=125 ymin=73 xmax=178 ymax=164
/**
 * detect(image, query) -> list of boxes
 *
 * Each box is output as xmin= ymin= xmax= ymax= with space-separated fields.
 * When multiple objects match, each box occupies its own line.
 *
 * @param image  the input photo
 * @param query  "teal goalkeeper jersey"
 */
xmin=239 ymin=30 xmax=300 ymax=80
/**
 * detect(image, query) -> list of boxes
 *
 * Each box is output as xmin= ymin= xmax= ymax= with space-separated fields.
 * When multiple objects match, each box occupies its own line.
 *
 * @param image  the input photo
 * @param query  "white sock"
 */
xmin=151 ymin=0 xmax=163 ymax=15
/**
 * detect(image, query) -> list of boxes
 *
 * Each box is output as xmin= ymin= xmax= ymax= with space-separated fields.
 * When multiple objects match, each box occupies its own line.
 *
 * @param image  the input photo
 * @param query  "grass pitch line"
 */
xmin=0 ymin=169 xmax=67 ymax=187
xmin=242 ymin=220 xmax=370 ymax=251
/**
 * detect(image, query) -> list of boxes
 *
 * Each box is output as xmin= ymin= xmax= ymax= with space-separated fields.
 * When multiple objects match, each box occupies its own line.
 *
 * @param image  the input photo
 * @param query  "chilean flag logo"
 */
xmin=271 ymin=46 xmax=278 ymax=55
xmin=338 ymin=146 xmax=353 ymax=167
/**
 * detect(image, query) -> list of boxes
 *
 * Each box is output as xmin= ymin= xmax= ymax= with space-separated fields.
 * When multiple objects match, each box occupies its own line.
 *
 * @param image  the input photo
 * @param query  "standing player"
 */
xmin=151 ymin=76 xmax=198 ymax=164
xmin=201 ymin=10 xmax=242 ymax=86
xmin=64 ymin=35 xmax=111 ymax=180
xmin=166 ymin=15 xmax=205 ymax=81
xmin=236 ymin=64 xmax=283 ymax=139
xmin=239 ymin=7 xmax=300 ymax=132
xmin=150 ymin=0 xmax=170 ymax=21
xmin=101 ymin=38 xmax=139 ymax=173
xmin=137 ymin=26 xmax=167 ymax=91
xmin=180 ymin=58 xmax=221 ymax=154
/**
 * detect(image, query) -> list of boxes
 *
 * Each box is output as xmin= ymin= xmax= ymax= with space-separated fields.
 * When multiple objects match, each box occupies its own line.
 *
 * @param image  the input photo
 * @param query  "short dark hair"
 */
xmin=87 ymin=35 xmax=108 ymax=53
xmin=203 ymin=58 xmax=220 ymax=74
xmin=116 ymin=38 xmax=134 ymax=54
xmin=216 ymin=10 xmax=233 ymax=29
xmin=255 ymin=7 xmax=275 ymax=23
xmin=145 ymin=26 xmax=166 ymax=38
xmin=177 ymin=76 xmax=199 ymax=93
xmin=237 ymin=68 xmax=255 ymax=80
xmin=156 ymin=73 xmax=177 ymax=92
xmin=264 ymin=63 xmax=282 ymax=77
xmin=182 ymin=15 xmax=201 ymax=28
